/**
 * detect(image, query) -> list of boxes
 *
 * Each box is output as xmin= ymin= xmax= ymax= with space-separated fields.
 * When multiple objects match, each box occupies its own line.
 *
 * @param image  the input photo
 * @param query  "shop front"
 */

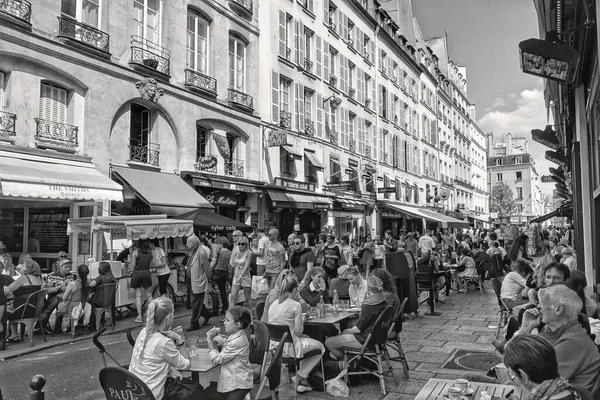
xmin=329 ymin=198 xmax=367 ymax=241
xmin=0 ymin=148 xmax=123 ymax=270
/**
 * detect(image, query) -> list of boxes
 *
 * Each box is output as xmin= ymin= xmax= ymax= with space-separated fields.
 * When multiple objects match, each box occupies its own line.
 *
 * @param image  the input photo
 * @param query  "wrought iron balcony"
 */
xmin=130 ymin=35 xmax=171 ymax=77
xmin=57 ymin=16 xmax=110 ymax=55
xmin=194 ymin=153 xmax=217 ymax=173
xmin=225 ymin=158 xmax=244 ymax=177
xmin=128 ymin=138 xmax=160 ymax=166
xmin=228 ymin=88 xmax=254 ymax=111
xmin=305 ymin=119 xmax=315 ymax=136
xmin=34 ymin=118 xmax=78 ymax=148
xmin=184 ymin=69 xmax=217 ymax=96
xmin=0 ymin=0 xmax=31 ymax=25
xmin=0 ymin=111 xmax=16 ymax=140
xmin=229 ymin=0 xmax=252 ymax=17
xmin=280 ymin=110 xmax=291 ymax=129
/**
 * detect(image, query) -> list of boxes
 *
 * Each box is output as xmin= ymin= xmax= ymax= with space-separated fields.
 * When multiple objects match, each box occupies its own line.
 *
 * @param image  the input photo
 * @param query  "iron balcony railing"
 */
xmin=0 ymin=0 xmax=31 ymax=23
xmin=184 ymin=69 xmax=217 ymax=95
xmin=128 ymin=138 xmax=160 ymax=166
xmin=58 ymin=16 xmax=110 ymax=53
xmin=229 ymin=0 xmax=252 ymax=15
xmin=34 ymin=118 xmax=78 ymax=147
xmin=225 ymin=158 xmax=244 ymax=178
xmin=130 ymin=35 xmax=171 ymax=76
xmin=228 ymin=88 xmax=254 ymax=111
xmin=0 ymin=111 xmax=16 ymax=139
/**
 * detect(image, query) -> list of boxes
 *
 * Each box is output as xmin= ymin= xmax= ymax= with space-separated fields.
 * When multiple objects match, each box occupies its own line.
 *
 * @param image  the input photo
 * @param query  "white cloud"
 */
xmin=509 ymin=93 xmax=517 ymax=99
xmin=491 ymin=97 xmax=506 ymax=108
xmin=479 ymin=89 xmax=555 ymax=195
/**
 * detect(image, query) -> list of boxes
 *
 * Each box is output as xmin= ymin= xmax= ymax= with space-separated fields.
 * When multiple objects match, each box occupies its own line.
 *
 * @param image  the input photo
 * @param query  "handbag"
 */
xmin=164 ymin=376 xmax=203 ymax=400
xmin=251 ymin=276 xmax=270 ymax=300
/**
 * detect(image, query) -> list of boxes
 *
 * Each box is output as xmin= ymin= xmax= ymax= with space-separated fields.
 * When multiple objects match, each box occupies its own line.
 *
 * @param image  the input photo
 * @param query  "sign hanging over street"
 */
xmin=268 ymin=130 xmax=288 ymax=147
xmin=545 ymin=150 xmax=567 ymax=168
xmin=541 ymin=175 xmax=553 ymax=183
xmin=531 ymin=127 xmax=559 ymax=150
xmin=377 ymin=187 xmax=396 ymax=193
xmin=325 ymin=181 xmax=354 ymax=191
xmin=274 ymin=177 xmax=315 ymax=192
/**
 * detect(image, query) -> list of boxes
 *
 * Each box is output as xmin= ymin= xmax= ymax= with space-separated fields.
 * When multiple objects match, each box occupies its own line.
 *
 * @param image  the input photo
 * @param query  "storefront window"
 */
xmin=27 ymin=207 xmax=70 ymax=254
xmin=77 ymin=205 xmax=94 ymax=257
xmin=0 ymin=208 xmax=25 ymax=253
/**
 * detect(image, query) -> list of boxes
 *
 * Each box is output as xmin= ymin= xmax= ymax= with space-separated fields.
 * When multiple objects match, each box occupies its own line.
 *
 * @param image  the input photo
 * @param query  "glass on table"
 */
xmin=186 ymin=337 xmax=198 ymax=357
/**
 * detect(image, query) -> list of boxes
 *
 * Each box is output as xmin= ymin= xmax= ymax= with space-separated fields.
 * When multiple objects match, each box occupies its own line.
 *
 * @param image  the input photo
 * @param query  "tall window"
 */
xmin=349 ymin=113 xmax=355 ymax=146
xmin=304 ymin=89 xmax=314 ymax=122
xmin=196 ymin=126 xmax=208 ymax=157
xmin=279 ymin=77 xmax=291 ymax=113
xmin=130 ymin=103 xmax=151 ymax=144
xmin=0 ymin=72 xmax=5 ymax=111
xmin=497 ymin=173 xmax=503 ymax=182
xmin=186 ymin=12 xmax=209 ymax=74
xmin=133 ymin=0 xmax=161 ymax=43
xmin=516 ymin=171 xmax=522 ymax=181
xmin=514 ymin=156 xmax=522 ymax=164
xmin=229 ymin=36 xmax=246 ymax=91
xmin=516 ymin=187 xmax=523 ymax=200
xmin=330 ymin=158 xmax=341 ymax=182
xmin=495 ymin=158 xmax=503 ymax=166
xmin=39 ymin=82 xmax=67 ymax=123
xmin=304 ymin=28 xmax=313 ymax=63
xmin=61 ymin=0 xmax=100 ymax=27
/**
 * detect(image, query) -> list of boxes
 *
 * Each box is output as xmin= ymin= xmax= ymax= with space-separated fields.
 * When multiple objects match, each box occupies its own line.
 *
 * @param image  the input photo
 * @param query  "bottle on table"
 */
xmin=332 ymin=289 xmax=339 ymax=313
xmin=318 ymin=295 xmax=325 ymax=318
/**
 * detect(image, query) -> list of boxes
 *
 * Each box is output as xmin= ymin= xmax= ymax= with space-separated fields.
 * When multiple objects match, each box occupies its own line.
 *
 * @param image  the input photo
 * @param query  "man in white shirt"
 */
xmin=253 ymin=228 xmax=270 ymax=276
xmin=346 ymin=266 xmax=367 ymax=308
xmin=418 ymin=230 xmax=436 ymax=255
xmin=500 ymin=260 xmax=532 ymax=310
xmin=561 ymin=247 xmax=577 ymax=270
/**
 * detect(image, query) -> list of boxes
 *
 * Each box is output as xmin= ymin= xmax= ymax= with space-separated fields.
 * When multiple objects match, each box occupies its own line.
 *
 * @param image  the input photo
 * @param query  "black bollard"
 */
xmin=29 ymin=375 xmax=45 ymax=400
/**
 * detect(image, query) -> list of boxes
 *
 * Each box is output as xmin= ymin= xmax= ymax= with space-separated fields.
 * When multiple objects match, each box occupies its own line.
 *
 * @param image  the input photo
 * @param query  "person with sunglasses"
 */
xmin=229 ymin=236 xmax=252 ymax=307
xmin=289 ymin=235 xmax=314 ymax=283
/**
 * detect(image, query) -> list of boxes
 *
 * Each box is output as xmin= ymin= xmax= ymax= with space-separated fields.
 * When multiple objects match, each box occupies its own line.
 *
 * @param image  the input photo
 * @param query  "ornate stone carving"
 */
xmin=136 ymin=78 xmax=164 ymax=103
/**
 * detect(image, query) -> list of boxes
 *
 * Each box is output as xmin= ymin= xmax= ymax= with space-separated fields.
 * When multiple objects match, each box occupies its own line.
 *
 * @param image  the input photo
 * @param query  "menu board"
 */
xmin=28 ymin=207 xmax=70 ymax=254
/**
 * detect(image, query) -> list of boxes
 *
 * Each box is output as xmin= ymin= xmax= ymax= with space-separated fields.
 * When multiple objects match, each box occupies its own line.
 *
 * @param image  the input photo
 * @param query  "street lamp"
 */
xmin=323 ymin=95 xmax=342 ymax=108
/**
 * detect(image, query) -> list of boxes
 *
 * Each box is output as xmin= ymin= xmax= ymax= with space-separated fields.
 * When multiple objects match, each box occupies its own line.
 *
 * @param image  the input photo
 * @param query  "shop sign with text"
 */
xmin=274 ymin=177 xmax=315 ymax=192
xmin=205 ymin=194 xmax=237 ymax=206
xmin=268 ymin=130 xmax=288 ymax=147
xmin=325 ymin=181 xmax=354 ymax=191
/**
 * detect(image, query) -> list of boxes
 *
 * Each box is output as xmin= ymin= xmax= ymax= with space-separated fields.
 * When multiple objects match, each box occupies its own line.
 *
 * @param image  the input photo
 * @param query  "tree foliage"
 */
xmin=491 ymin=182 xmax=517 ymax=217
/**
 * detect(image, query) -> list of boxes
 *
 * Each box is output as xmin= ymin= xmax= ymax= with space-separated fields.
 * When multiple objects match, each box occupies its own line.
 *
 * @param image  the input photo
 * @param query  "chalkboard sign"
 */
xmin=28 ymin=207 xmax=69 ymax=254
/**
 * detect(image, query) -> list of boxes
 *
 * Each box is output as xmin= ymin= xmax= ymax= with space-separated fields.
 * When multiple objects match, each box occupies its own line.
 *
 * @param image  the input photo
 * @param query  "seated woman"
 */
xmin=262 ymin=269 xmax=308 ymax=323
xmin=500 ymin=259 xmax=533 ymax=311
xmin=56 ymin=264 xmax=91 ymax=332
xmin=204 ymin=306 xmax=253 ymax=400
xmin=268 ymin=275 xmax=325 ymax=393
xmin=129 ymin=297 xmax=200 ymax=400
xmin=4 ymin=260 xmax=44 ymax=343
xmin=455 ymin=248 xmax=477 ymax=292
xmin=325 ymin=275 xmax=394 ymax=363
xmin=300 ymin=267 xmax=328 ymax=307
xmin=89 ymin=261 xmax=117 ymax=307
xmin=504 ymin=334 xmax=593 ymax=400
xmin=372 ymin=269 xmax=400 ymax=310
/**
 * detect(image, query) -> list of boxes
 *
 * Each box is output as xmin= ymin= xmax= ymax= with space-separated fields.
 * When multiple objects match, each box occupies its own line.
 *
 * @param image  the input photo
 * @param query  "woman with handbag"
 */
xmin=186 ymin=234 xmax=211 ymax=332
xmin=229 ymin=236 xmax=252 ymax=308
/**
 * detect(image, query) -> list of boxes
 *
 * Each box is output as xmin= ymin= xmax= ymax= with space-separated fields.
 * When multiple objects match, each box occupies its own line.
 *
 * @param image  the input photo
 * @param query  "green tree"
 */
xmin=490 ymin=182 xmax=517 ymax=217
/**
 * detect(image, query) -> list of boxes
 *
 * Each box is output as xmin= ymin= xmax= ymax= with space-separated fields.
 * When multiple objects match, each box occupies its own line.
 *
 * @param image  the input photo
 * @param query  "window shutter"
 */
xmin=39 ymin=83 xmax=67 ymax=123
xmin=271 ymin=70 xmax=280 ymax=124
xmin=370 ymin=40 xmax=375 ymax=67
xmin=323 ymin=0 xmax=328 ymax=25
xmin=356 ymin=30 xmax=363 ymax=57
xmin=294 ymin=82 xmax=299 ymax=129
xmin=294 ymin=19 xmax=299 ymax=63
xmin=323 ymin=42 xmax=329 ymax=81
xmin=340 ymin=55 xmax=346 ymax=94
xmin=378 ymin=84 xmax=383 ymax=116
xmin=377 ymin=47 xmax=382 ymax=71
xmin=341 ymin=13 xmax=348 ymax=40
xmin=357 ymin=68 xmax=363 ymax=104
xmin=338 ymin=12 xmax=344 ymax=39
xmin=316 ymin=92 xmax=323 ymax=137
xmin=278 ymin=10 xmax=286 ymax=57
xmin=298 ymin=84 xmax=305 ymax=132
xmin=316 ymin=36 xmax=322 ymax=78
xmin=299 ymin=21 xmax=305 ymax=66
xmin=371 ymin=79 xmax=376 ymax=111
xmin=0 ymin=72 xmax=4 ymax=110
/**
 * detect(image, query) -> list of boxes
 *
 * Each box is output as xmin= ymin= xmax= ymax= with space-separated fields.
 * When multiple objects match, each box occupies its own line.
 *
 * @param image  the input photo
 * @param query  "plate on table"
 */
xmin=346 ymin=307 xmax=361 ymax=313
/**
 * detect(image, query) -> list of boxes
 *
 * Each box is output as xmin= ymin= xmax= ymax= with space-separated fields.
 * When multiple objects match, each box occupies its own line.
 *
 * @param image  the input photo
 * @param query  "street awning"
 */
xmin=531 ymin=201 xmax=573 ymax=223
xmin=304 ymin=151 xmax=324 ymax=170
xmin=112 ymin=166 xmax=213 ymax=215
xmin=417 ymin=208 xmax=470 ymax=229
xmin=176 ymin=209 xmax=253 ymax=233
xmin=0 ymin=153 xmax=123 ymax=201
xmin=67 ymin=215 xmax=194 ymax=240
xmin=380 ymin=201 xmax=430 ymax=220
xmin=336 ymin=198 xmax=367 ymax=208
xmin=267 ymin=190 xmax=332 ymax=210
xmin=282 ymin=145 xmax=303 ymax=160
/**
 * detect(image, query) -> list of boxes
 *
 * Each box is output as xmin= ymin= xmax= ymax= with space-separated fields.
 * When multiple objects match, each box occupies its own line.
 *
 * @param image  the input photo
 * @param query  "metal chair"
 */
xmin=126 ymin=328 xmax=137 ymax=347
xmin=255 ymin=301 xmax=266 ymax=321
xmin=91 ymin=283 xmax=118 ymax=332
xmin=53 ymin=288 xmax=88 ymax=339
xmin=254 ymin=333 xmax=286 ymax=400
xmin=491 ymin=278 xmax=512 ymax=338
xmin=249 ymin=321 xmax=270 ymax=380
xmin=343 ymin=305 xmax=397 ymax=395
xmin=264 ymin=322 xmax=325 ymax=395
xmin=11 ymin=289 xmax=47 ymax=347
xmin=99 ymin=366 xmax=155 ymax=400
xmin=384 ymin=298 xmax=410 ymax=378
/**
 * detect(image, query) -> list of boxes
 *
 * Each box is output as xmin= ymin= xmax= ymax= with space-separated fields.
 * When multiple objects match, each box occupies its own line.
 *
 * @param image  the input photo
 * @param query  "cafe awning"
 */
xmin=380 ymin=201 xmax=430 ymax=220
xmin=176 ymin=209 xmax=253 ymax=233
xmin=304 ymin=151 xmax=324 ymax=170
xmin=282 ymin=145 xmax=303 ymax=160
xmin=0 ymin=152 xmax=123 ymax=202
xmin=417 ymin=208 xmax=470 ymax=229
xmin=67 ymin=215 xmax=194 ymax=240
xmin=531 ymin=201 xmax=573 ymax=223
xmin=112 ymin=166 xmax=213 ymax=215
xmin=267 ymin=190 xmax=332 ymax=210
xmin=336 ymin=198 xmax=367 ymax=208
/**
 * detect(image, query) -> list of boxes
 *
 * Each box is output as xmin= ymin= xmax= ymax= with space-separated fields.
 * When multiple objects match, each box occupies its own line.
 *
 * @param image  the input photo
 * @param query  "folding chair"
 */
xmin=254 ymin=334 xmax=286 ymax=400
xmin=12 ymin=289 xmax=47 ymax=347
xmin=491 ymin=278 xmax=512 ymax=338
xmin=343 ymin=305 xmax=397 ymax=395
xmin=384 ymin=298 xmax=409 ymax=378
xmin=99 ymin=366 xmax=155 ymax=400
xmin=255 ymin=301 xmax=266 ymax=321
xmin=91 ymin=283 xmax=118 ymax=331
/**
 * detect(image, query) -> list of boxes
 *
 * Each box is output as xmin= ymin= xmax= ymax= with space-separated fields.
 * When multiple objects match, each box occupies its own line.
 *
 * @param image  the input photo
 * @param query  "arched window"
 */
xmin=229 ymin=35 xmax=246 ymax=91
xmin=187 ymin=10 xmax=210 ymax=74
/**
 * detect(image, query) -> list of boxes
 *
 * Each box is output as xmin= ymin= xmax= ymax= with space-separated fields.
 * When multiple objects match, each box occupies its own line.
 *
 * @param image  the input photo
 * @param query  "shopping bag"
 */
xmin=230 ymin=289 xmax=246 ymax=305
xmin=251 ymin=276 xmax=270 ymax=300
xmin=325 ymin=370 xmax=349 ymax=397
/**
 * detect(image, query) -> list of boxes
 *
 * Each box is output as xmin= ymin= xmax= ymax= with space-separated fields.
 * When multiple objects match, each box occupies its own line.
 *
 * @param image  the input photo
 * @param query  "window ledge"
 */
xmin=277 ymin=55 xmax=297 ymax=69
xmin=127 ymin=160 xmax=161 ymax=172
xmin=301 ymin=5 xmax=315 ymax=19
xmin=301 ymin=69 xmax=318 ymax=80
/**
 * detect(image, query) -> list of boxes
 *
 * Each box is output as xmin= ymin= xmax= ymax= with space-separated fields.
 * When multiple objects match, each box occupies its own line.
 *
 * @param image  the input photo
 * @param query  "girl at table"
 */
xmin=205 ymin=306 xmax=253 ymax=400
xmin=325 ymin=275 xmax=393 ymax=362
xmin=129 ymin=297 xmax=202 ymax=400
xmin=262 ymin=269 xmax=308 ymax=323
xmin=268 ymin=275 xmax=325 ymax=393
xmin=300 ymin=267 xmax=328 ymax=307
xmin=455 ymin=248 xmax=477 ymax=293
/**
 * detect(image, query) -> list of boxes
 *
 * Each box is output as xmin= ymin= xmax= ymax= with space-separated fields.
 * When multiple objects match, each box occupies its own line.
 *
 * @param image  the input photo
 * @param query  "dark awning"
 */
xmin=267 ymin=190 xmax=332 ymax=210
xmin=531 ymin=201 xmax=572 ymax=223
xmin=112 ymin=166 xmax=213 ymax=216
xmin=304 ymin=151 xmax=324 ymax=170
xmin=176 ymin=209 xmax=252 ymax=233
xmin=418 ymin=208 xmax=470 ymax=229
xmin=282 ymin=145 xmax=303 ymax=160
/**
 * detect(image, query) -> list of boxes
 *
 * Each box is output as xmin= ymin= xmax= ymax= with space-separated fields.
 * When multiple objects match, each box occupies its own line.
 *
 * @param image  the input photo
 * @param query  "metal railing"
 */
xmin=58 ymin=16 xmax=110 ymax=53
xmin=225 ymin=158 xmax=244 ymax=177
xmin=34 ymin=118 xmax=78 ymax=147
xmin=228 ymin=88 xmax=254 ymax=111
xmin=128 ymin=137 xmax=160 ymax=166
xmin=130 ymin=35 xmax=171 ymax=76
xmin=0 ymin=0 xmax=31 ymax=23
xmin=0 ymin=110 xmax=16 ymax=139
xmin=184 ymin=69 xmax=217 ymax=95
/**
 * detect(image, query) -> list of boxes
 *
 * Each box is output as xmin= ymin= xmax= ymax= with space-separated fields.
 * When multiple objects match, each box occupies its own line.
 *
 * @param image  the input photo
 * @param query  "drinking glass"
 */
xmin=186 ymin=338 xmax=198 ymax=357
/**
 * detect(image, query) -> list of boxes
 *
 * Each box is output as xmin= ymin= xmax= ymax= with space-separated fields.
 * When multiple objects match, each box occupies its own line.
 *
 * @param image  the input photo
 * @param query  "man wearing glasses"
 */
xmin=264 ymin=229 xmax=286 ymax=288
xmin=289 ymin=235 xmax=314 ymax=282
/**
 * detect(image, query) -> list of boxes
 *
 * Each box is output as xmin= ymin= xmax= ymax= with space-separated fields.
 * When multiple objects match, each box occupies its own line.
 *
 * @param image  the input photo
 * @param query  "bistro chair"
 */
xmin=343 ymin=305 xmax=396 ymax=395
xmin=255 ymin=301 xmax=266 ymax=321
xmin=254 ymin=333 xmax=286 ymax=400
xmin=99 ymin=366 xmax=155 ymax=400
xmin=264 ymin=322 xmax=325 ymax=396
xmin=249 ymin=321 xmax=270 ymax=381
xmin=491 ymin=278 xmax=512 ymax=339
xmin=126 ymin=328 xmax=137 ymax=348
xmin=91 ymin=283 xmax=118 ymax=332
xmin=384 ymin=298 xmax=410 ymax=378
xmin=12 ymin=289 xmax=47 ymax=347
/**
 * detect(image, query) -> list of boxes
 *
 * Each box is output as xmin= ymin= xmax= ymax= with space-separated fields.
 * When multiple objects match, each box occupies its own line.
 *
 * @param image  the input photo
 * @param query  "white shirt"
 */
xmin=419 ymin=235 xmax=436 ymax=252
xmin=349 ymin=279 xmax=368 ymax=308
xmin=152 ymin=247 xmax=170 ymax=276
xmin=256 ymin=236 xmax=270 ymax=265
xmin=500 ymin=271 xmax=527 ymax=301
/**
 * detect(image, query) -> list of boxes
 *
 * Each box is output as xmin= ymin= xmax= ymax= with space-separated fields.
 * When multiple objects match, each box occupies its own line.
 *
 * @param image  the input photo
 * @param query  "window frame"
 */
xmin=228 ymin=35 xmax=247 ymax=91
xmin=133 ymin=0 xmax=162 ymax=44
xmin=62 ymin=0 xmax=102 ymax=28
xmin=186 ymin=11 xmax=210 ymax=74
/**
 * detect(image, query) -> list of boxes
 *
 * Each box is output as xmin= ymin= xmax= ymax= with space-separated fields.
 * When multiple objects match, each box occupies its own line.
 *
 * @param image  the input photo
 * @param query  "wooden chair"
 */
xmin=99 ymin=366 xmax=155 ymax=400
xmin=264 ymin=323 xmax=325 ymax=395
xmin=491 ymin=278 xmax=512 ymax=338
xmin=249 ymin=321 xmax=270 ymax=381
xmin=12 ymin=289 xmax=47 ymax=347
xmin=384 ymin=298 xmax=409 ymax=378
xmin=254 ymin=333 xmax=286 ymax=400
xmin=255 ymin=301 xmax=266 ymax=321
xmin=343 ymin=305 xmax=396 ymax=395
xmin=91 ymin=283 xmax=118 ymax=332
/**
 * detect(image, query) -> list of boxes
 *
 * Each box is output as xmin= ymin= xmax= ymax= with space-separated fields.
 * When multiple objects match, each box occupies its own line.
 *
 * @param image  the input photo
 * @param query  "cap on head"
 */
xmin=561 ymin=247 xmax=573 ymax=256
xmin=407 ymin=232 xmax=414 ymax=237
xmin=59 ymin=258 xmax=72 ymax=269
xmin=337 ymin=265 xmax=349 ymax=278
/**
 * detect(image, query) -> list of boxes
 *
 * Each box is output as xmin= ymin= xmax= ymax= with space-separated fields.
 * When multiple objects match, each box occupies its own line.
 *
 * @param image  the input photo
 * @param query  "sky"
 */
xmin=412 ymin=0 xmax=555 ymax=195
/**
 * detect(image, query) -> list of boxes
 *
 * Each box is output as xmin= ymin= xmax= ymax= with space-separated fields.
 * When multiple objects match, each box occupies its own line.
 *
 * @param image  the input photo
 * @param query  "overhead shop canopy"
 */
xmin=380 ymin=201 xmax=431 ymax=220
xmin=176 ymin=209 xmax=253 ymax=233
xmin=304 ymin=151 xmax=324 ymax=170
xmin=67 ymin=215 xmax=194 ymax=240
xmin=112 ymin=166 xmax=213 ymax=216
xmin=417 ymin=208 xmax=470 ymax=229
xmin=531 ymin=201 xmax=573 ymax=223
xmin=268 ymin=190 xmax=332 ymax=210
xmin=0 ymin=153 xmax=123 ymax=202
xmin=282 ymin=145 xmax=303 ymax=160
xmin=335 ymin=198 xmax=367 ymax=208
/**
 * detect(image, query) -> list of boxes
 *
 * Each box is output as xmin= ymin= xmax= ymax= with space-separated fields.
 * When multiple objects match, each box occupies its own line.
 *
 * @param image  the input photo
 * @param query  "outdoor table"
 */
xmin=305 ymin=310 xmax=359 ymax=325
xmin=187 ymin=348 xmax=219 ymax=386
xmin=414 ymin=378 xmax=527 ymax=400
xmin=304 ymin=310 xmax=359 ymax=342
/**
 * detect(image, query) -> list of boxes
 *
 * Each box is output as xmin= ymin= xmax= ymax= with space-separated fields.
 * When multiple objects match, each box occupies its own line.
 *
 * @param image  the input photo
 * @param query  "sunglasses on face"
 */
xmin=293 ymin=242 xmax=302 ymax=246
xmin=239 ymin=243 xmax=248 ymax=246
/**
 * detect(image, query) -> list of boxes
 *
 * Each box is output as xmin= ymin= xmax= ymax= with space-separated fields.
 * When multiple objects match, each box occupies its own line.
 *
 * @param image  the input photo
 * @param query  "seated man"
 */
xmin=500 ymin=259 xmax=533 ymax=311
xmin=416 ymin=252 xmax=445 ymax=299
xmin=346 ymin=266 xmax=367 ymax=308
